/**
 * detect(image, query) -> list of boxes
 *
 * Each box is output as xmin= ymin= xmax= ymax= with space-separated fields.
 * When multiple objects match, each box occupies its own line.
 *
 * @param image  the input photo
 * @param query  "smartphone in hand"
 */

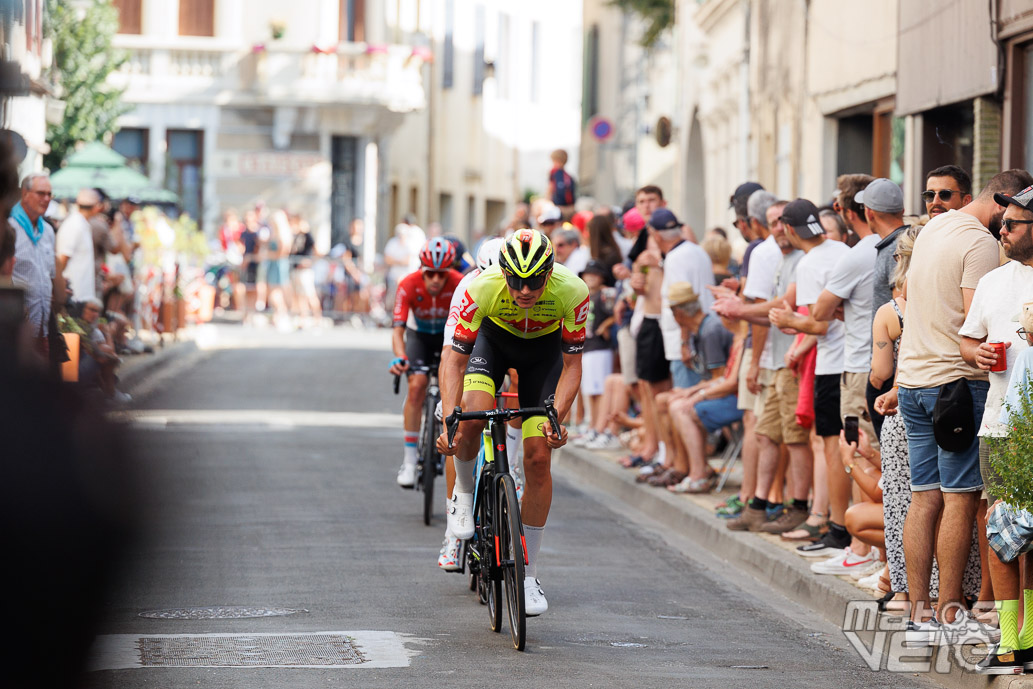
xmin=844 ymin=415 xmax=859 ymax=446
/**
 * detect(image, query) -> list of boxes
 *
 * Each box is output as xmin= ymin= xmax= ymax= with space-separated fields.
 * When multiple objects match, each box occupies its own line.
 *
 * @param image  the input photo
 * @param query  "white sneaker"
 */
xmin=940 ymin=609 xmax=1002 ymax=646
xmin=573 ymin=429 xmax=599 ymax=447
xmin=849 ymin=559 xmax=883 ymax=580
xmin=587 ymin=432 xmax=624 ymax=450
xmin=857 ymin=570 xmax=883 ymax=591
xmin=810 ymin=549 xmax=873 ymax=575
xmin=447 ymin=492 xmax=475 ymax=539
xmin=524 ymin=576 xmax=548 ymax=616
xmin=110 ymin=390 xmax=132 ymax=404
xmin=437 ymin=533 xmax=462 ymax=571
xmin=396 ymin=462 xmax=417 ymax=488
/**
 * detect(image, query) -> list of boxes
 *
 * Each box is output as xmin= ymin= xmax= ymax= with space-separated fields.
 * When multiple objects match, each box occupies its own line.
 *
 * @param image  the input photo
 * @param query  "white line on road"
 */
xmin=111 ymin=409 xmax=404 ymax=429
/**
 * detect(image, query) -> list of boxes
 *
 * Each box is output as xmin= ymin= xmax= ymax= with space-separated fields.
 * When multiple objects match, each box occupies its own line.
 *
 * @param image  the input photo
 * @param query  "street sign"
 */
xmin=588 ymin=116 xmax=614 ymax=142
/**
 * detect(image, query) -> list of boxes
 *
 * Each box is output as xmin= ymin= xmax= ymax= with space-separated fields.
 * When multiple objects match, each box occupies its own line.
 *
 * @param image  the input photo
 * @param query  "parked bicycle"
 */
xmin=445 ymin=400 xmax=560 ymax=651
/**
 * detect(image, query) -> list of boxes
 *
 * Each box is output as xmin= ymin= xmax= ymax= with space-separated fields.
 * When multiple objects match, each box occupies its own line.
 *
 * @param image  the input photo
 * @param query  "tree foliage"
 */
xmin=44 ymin=0 xmax=128 ymax=171
xmin=610 ymin=0 xmax=676 ymax=48
xmin=989 ymin=377 xmax=1033 ymax=512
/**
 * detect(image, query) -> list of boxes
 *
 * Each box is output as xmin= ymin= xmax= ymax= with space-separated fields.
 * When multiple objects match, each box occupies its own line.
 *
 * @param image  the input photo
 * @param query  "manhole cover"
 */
xmin=138 ymin=606 xmax=308 ymax=620
xmin=135 ymin=633 xmax=367 ymax=667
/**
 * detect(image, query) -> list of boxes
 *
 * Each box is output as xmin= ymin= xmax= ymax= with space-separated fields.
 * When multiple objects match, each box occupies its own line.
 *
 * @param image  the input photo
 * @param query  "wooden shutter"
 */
xmin=112 ymin=0 xmax=142 ymax=35
xmin=179 ymin=0 xmax=214 ymax=37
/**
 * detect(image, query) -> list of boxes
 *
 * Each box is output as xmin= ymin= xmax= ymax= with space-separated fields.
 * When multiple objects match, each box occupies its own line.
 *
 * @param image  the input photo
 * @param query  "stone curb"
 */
xmin=555 ymin=444 xmax=994 ymax=689
xmin=118 ymin=333 xmax=199 ymax=390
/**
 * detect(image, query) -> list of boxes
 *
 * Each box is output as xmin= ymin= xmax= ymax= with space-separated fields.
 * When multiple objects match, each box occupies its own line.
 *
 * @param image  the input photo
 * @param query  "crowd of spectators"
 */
xmin=7 ymin=172 xmax=152 ymax=401
xmin=509 ymin=151 xmax=1033 ymax=674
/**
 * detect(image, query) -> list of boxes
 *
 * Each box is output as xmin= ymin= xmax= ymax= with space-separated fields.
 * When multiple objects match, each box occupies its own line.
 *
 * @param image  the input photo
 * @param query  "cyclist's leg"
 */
xmin=453 ymin=334 xmax=505 ymax=491
xmin=399 ymin=330 xmax=432 ymax=479
xmin=514 ymin=343 xmax=563 ymax=586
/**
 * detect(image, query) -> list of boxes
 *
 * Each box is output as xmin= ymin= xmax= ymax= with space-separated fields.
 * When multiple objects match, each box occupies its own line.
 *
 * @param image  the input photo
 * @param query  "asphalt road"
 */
xmin=79 ymin=324 xmax=932 ymax=688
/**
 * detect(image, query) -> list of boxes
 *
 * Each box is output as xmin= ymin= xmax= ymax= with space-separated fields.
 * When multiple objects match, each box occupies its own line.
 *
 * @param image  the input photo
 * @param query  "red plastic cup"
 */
xmin=989 ymin=341 xmax=1008 ymax=372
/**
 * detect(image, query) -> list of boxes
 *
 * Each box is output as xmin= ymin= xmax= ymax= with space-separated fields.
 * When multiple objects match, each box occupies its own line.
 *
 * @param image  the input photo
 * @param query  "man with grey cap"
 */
xmin=56 ymin=188 xmax=103 ymax=302
xmin=808 ymin=178 xmax=903 ymax=458
xmin=863 ymin=179 xmax=908 ymax=436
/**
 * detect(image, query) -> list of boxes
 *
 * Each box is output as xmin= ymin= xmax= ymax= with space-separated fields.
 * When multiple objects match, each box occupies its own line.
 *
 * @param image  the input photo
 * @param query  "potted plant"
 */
xmin=270 ymin=19 xmax=286 ymax=40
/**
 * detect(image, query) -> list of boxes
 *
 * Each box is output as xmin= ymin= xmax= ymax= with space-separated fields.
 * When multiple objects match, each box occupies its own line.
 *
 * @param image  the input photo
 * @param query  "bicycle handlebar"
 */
xmin=446 ymin=402 xmax=560 ymax=447
xmin=392 ymin=364 xmax=437 ymax=394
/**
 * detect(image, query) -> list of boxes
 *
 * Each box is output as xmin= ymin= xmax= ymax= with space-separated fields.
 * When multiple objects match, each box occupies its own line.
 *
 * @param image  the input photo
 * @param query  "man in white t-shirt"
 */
xmin=655 ymin=208 xmax=714 ymax=388
xmin=768 ymin=198 xmax=852 ymax=560
xmin=815 ymin=178 xmax=905 ymax=454
xmin=959 ymin=188 xmax=1033 ymax=653
xmin=56 ymin=188 xmax=102 ymax=302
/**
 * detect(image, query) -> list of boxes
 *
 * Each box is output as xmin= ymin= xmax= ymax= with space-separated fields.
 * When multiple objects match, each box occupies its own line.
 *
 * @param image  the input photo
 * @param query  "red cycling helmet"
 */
xmin=419 ymin=237 xmax=456 ymax=271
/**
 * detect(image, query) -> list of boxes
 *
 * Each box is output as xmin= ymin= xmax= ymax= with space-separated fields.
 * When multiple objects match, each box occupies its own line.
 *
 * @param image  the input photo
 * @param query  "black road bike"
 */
xmin=446 ymin=401 xmax=559 ymax=651
xmin=394 ymin=365 xmax=445 ymax=526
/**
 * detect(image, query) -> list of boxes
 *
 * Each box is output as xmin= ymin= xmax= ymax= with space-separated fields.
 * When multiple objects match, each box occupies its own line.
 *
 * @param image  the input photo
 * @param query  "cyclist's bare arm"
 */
xmin=388 ymin=325 xmax=409 ymax=375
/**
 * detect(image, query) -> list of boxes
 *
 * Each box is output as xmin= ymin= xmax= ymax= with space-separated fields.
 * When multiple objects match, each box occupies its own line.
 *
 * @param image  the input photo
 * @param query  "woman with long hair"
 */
xmin=586 ymin=214 xmax=622 ymax=282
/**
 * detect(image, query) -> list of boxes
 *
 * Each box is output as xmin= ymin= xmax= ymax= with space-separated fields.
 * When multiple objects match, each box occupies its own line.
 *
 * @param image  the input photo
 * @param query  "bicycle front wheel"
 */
xmin=482 ymin=477 xmax=502 ymax=633
xmin=498 ymin=473 xmax=526 ymax=650
xmin=421 ymin=409 xmax=439 ymax=526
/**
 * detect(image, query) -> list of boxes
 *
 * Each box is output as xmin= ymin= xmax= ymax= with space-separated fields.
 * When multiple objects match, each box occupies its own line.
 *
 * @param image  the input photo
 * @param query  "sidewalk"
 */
xmin=117 ymin=330 xmax=199 ymax=391
xmin=555 ymin=443 xmax=997 ymax=689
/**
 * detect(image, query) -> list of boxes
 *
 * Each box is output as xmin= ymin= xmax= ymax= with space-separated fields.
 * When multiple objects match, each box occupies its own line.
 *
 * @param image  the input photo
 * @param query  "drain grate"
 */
xmin=135 ymin=633 xmax=367 ymax=667
xmin=138 ymin=606 xmax=307 ymax=620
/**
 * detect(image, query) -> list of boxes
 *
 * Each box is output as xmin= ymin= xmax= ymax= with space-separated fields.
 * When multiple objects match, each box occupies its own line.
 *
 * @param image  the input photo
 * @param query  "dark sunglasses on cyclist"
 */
xmin=422 ymin=269 xmax=448 ymax=279
xmin=921 ymin=189 xmax=961 ymax=202
xmin=504 ymin=271 xmax=548 ymax=292
xmin=1002 ymin=218 xmax=1033 ymax=233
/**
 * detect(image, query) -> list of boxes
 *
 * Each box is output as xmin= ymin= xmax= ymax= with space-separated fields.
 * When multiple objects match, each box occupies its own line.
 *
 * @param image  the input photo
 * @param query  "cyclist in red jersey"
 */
xmin=389 ymin=238 xmax=464 ymax=487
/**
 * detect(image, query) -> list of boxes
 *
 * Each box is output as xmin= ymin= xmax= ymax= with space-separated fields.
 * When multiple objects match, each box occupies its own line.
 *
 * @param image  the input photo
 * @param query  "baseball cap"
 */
xmin=855 ymin=178 xmax=904 ymax=213
xmin=994 ymin=184 xmax=1033 ymax=212
xmin=572 ymin=210 xmax=593 ymax=232
xmin=649 ymin=208 xmax=682 ymax=231
xmin=537 ymin=206 xmax=562 ymax=225
xmin=780 ymin=199 xmax=825 ymax=239
xmin=729 ymin=181 xmax=764 ymax=214
xmin=622 ymin=207 xmax=645 ymax=233
xmin=668 ymin=282 xmax=699 ymax=307
xmin=579 ymin=259 xmax=610 ymax=279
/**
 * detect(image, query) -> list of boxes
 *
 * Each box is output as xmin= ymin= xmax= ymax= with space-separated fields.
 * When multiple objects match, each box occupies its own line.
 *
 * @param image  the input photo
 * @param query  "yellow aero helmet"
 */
xmin=500 ymin=229 xmax=554 ymax=282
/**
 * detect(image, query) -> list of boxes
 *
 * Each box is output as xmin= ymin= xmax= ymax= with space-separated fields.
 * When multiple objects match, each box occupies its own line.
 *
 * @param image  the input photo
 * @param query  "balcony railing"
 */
xmin=110 ymin=36 xmax=425 ymax=113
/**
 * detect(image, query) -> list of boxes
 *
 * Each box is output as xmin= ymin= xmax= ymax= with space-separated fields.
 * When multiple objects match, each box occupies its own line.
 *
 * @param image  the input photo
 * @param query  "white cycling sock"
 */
xmin=453 ymin=456 xmax=475 ymax=494
xmin=523 ymin=525 xmax=544 ymax=579
xmin=506 ymin=425 xmax=522 ymax=473
xmin=403 ymin=442 xmax=418 ymax=466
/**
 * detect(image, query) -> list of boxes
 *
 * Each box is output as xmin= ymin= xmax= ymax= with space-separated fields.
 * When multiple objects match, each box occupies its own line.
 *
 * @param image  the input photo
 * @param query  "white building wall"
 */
xmin=388 ymin=0 xmax=582 ymax=241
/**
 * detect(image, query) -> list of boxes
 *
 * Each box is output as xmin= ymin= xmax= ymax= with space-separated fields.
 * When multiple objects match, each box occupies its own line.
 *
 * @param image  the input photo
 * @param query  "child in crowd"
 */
xmin=547 ymin=149 xmax=577 ymax=220
xmin=575 ymin=261 xmax=616 ymax=448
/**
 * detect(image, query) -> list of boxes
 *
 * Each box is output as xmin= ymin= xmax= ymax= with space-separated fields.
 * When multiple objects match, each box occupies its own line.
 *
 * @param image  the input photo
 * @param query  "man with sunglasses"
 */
xmin=10 ymin=173 xmax=57 ymax=356
xmin=389 ymin=237 xmax=463 ymax=488
xmin=438 ymin=229 xmax=588 ymax=616
xmin=924 ymin=165 xmax=973 ymax=218
xmin=959 ymin=186 xmax=1033 ymax=666
xmin=895 ymin=169 xmax=1033 ymax=647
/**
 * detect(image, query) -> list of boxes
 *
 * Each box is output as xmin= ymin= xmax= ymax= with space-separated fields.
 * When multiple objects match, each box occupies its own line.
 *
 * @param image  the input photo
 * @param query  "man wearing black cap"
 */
xmin=958 ymin=183 xmax=1033 ymax=671
xmin=895 ymin=169 xmax=1033 ymax=646
xmin=769 ymin=199 xmax=858 ymax=566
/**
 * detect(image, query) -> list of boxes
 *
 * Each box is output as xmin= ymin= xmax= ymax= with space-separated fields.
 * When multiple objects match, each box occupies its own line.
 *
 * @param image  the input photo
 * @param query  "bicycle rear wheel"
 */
xmin=497 ymin=473 xmax=526 ymax=650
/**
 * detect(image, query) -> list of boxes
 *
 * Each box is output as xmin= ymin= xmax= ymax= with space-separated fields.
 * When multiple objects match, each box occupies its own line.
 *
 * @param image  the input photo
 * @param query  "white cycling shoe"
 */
xmin=397 ymin=462 xmax=417 ymax=488
xmin=447 ymin=492 xmax=475 ymax=539
xmin=437 ymin=531 xmax=462 ymax=571
xmin=524 ymin=577 xmax=548 ymax=616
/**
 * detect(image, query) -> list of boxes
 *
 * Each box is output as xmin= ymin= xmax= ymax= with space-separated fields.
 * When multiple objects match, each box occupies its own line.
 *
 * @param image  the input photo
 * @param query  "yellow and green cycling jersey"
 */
xmin=451 ymin=264 xmax=590 ymax=355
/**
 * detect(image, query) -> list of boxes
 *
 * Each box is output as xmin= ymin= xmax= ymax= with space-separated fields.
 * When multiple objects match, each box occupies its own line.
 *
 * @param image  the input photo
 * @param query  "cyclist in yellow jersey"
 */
xmin=438 ymin=229 xmax=588 ymax=616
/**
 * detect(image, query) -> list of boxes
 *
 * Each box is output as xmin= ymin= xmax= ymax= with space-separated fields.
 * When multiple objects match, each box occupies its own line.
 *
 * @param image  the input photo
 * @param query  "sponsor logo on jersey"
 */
xmin=471 ymin=356 xmax=487 ymax=365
